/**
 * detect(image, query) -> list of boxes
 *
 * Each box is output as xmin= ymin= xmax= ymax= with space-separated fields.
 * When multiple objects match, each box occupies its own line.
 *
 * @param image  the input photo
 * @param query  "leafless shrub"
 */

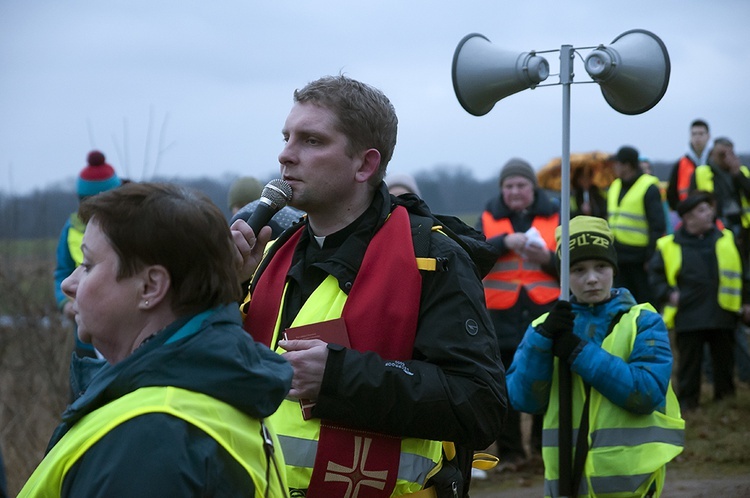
xmin=0 ymin=246 xmax=72 ymax=495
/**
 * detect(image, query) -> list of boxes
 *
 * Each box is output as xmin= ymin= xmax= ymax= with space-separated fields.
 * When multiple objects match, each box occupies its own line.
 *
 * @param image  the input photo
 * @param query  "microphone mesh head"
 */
xmin=262 ymin=179 xmax=293 ymax=208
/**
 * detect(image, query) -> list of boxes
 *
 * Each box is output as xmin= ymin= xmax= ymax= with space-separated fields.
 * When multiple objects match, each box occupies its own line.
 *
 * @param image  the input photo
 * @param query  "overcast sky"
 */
xmin=2 ymin=0 xmax=748 ymax=196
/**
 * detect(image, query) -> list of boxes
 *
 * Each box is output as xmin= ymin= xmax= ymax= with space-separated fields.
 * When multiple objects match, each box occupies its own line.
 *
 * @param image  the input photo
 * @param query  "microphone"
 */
xmin=243 ymin=179 xmax=293 ymax=235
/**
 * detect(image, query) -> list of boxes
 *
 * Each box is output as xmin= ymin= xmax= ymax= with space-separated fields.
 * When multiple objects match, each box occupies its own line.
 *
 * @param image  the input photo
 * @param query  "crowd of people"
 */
xmin=9 ymin=75 xmax=747 ymax=497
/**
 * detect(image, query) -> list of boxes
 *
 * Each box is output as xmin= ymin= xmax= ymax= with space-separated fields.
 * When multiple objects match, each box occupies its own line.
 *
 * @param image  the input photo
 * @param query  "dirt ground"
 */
xmin=469 ymin=473 xmax=750 ymax=497
xmin=466 ymin=403 xmax=750 ymax=498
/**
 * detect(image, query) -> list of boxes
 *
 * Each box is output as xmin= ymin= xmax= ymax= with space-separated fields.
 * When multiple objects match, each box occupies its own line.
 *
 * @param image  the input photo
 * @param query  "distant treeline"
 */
xmin=0 ymin=160 xmax=678 ymax=240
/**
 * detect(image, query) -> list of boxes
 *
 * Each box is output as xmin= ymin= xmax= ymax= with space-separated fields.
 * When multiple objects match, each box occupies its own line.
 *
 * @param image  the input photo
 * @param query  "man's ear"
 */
xmin=354 ymin=148 xmax=381 ymax=184
xmin=139 ymin=265 xmax=171 ymax=310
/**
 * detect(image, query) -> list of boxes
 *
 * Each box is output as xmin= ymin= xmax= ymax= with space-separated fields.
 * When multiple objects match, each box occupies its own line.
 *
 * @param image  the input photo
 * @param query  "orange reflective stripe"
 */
xmin=526 ymin=280 xmax=560 ymax=291
xmin=521 ymin=262 xmax=543 ymax=271
xmin=492 ymin=260 xmax=520 ymax=272
xmin=483 ymin=280 xmax=519 ymax=291
xmin=484 ymin=252 xmax=522 ymax=309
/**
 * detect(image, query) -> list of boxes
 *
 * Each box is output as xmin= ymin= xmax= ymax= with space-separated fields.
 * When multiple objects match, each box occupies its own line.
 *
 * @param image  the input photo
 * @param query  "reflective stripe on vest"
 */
xmin=18 ymin=386 xmax=286 ymax=498
xmin=480 ymin=213 xmax=560 ymax=309
xmin=656 ymin=231 xmax=742 ymax=328
xmin=535 ymin=304 xmax=685 ymax=497
xmin=607 ymin=174 xmax=660 ymax=247
xmin=694 ymin=164 xmax=750 ymax=228
xmin=277 ymin=431 xmax=439 ymax=490
xmin=269 ymin=275 xmax=442 ymax=494
xmin=66 ymin=213 xmax=86 ymax=266
xmin=676 ymin=156 xmax=696 ymax=202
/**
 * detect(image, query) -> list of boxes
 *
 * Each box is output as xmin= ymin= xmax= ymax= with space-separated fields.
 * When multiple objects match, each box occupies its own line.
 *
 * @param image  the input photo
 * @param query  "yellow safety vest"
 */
xmin=66 ymin=213 xmax=86 ymax=266
xmin=19 ymin=386 xmax=288 ymax=498
xmin=267 ymin=276 xmax=442 ymax=495
xmin=608 ymin=174 xmax=660 ymax=247
xmin=656 ymin=230 xmax=742 ymax=329
xmin=694 ymin=164 xmax=750 ymax=228
xmin=534 ymin=305 xmax=684 ymax=497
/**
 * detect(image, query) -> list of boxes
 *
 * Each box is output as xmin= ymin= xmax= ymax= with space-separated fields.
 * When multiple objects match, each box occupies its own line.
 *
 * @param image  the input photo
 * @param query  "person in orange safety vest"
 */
xmin=666 ymin=119 xmax=710 ymax=211
xmin=476 ymin=158 xmax=560 ymax=469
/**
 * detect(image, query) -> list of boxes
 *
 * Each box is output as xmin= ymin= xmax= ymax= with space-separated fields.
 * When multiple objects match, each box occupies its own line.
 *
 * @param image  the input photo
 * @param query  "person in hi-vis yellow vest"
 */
xmin=54 ymin=150 xmax=122 ymax=360
xmin=507 ymin=216 xmax=684 ymax=497
xmin=608 ymin=145 xmax=666 ymax=306
xmin=688 ymin=138 xmax=750 ymax=388
xmin=22 ymin=183 xmax=292 ymax=497
xmin=690 ymin=136 xmax=750 ymax=264
xmin=649 ymin=190 xmax=750 ymax=412
xmin=232 ymin=75 xmax=506 ymax=497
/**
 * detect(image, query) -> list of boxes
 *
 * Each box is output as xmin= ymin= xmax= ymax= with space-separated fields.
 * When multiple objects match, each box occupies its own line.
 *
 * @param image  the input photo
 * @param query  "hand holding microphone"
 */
xmin=242 ymin=179 xmax=293 ymax=236
xmin=231 ymin=179 xmax=292 ymax=281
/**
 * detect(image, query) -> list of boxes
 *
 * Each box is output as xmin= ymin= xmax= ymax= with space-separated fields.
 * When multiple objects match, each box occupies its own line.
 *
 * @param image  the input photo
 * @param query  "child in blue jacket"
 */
xmin=507 ymin=216 xmax=684 ymax=497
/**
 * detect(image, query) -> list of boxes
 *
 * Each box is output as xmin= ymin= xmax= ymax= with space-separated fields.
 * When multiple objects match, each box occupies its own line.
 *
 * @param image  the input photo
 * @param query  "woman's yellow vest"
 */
xmin=694 ymin=164 xmax=750 ymax=228
xmin=657 ymin=229 xmax=743 ymax=329
xmin=19 ymin=386 xmax=288 ymax=498
xmin=267 ymin=277 xmax=442 ymax=495
xmin=608 ymin=174 xmax=660 ymax=247
xmin=533 ymin=305 xmax=684 ymax=497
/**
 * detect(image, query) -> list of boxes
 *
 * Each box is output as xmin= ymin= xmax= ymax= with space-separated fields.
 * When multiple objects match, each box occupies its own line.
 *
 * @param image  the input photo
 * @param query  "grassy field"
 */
xmin=1 ymin=239 xmax=71 ymax=494
xmin=0 ymin=239 xmax=57 ymax=315
xmin=1 ymin=240 xmax=749 ymax=495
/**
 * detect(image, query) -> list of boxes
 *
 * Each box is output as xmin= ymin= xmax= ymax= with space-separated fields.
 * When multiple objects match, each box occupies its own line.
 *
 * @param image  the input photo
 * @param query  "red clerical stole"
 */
xmin=245 ymin=206 xmax=423 ymax=497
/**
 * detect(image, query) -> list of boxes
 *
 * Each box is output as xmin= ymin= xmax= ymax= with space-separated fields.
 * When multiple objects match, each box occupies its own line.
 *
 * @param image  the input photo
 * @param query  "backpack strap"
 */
xmin=408 ymin=212 xmax=448 ymax=272
xmin=395 ymin=194 xmax=499 ymax=277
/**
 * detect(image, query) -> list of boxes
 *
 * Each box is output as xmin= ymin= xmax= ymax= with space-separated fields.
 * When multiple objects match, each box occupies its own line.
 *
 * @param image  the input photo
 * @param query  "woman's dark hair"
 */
xmin=78 ymin=182 xmax=242 ymax=315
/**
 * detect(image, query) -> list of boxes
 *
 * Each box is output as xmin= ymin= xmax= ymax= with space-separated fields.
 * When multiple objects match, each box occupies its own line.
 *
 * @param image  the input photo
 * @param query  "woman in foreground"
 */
xmin=20 ymin=182 xmax=292 ymax=497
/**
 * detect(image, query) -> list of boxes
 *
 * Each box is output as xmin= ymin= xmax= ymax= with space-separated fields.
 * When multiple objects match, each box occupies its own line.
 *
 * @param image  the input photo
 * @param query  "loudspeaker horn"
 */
xmin=452 ymin=33 xmax=549 ymax=116
xmin=584 ymin=29 xmax=670 ymax=115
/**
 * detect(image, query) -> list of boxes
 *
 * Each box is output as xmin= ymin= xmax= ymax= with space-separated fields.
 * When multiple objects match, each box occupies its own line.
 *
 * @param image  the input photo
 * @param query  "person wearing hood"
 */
xmin=666 ymin=119 xmax=710 ymax=211
xmin=507 ymin=216 xmax=684 ymax=497
xmin=21 ymin=182 xmax=292 ymax=497
xmin=386 ymin=172 xmax=422 ymax=197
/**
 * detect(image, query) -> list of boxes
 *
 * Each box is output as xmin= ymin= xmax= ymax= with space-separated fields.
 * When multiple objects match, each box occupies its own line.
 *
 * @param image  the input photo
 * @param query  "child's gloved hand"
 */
xmin=538 ymin=300 xmax=581 ymax=361
xmin=538 ymin=300 xmax=574 ymax=339
xmin=552 ymin=327 xmax=582 ymax=361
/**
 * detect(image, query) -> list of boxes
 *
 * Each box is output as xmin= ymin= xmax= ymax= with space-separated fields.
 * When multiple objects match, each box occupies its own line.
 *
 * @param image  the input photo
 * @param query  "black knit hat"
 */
xmin=556 ymin=215 xmax=618 ymax=273
xmin=677 ymin=190 xmax=714 ymax=217
xmin=610 ymin=146 xmax=640 ymax=168
xmin=499 ymin=158 xmax=537 ymax=187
